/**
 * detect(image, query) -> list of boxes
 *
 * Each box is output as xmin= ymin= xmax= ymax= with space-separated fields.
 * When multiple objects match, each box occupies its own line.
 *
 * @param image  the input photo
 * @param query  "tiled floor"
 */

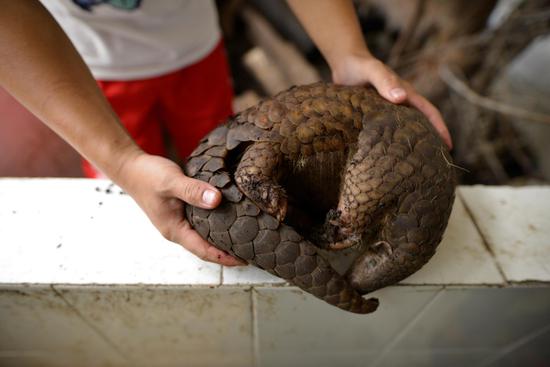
xmin=373 ymin=286 xmax=550 ymax=367
xmin=0 ymin=179 xmax=549 ymax=367
xmin=0 ymin=285 xmax=125 ymax=367
xmin=459 ymin=186 xmax=550 ymax=282
xmin=0 ymin=179 xmax=221 ymax=285
xmin=253 ymin=286 xmax=442 ymax=367
xmin=56 ymin=286 xmax=254 ymax=367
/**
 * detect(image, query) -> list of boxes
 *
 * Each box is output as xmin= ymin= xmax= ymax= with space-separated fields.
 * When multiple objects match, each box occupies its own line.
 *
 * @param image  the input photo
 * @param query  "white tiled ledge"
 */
xmin=0 ymin=178 xmax=549 ymax=287
xmin=2 ymin=179 xmax=550 ymax=367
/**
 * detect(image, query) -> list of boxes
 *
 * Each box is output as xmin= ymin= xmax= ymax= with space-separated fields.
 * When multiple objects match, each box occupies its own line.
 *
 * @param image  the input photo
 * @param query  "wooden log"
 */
xmin=241 ymin=7 xmax=320 ymax=91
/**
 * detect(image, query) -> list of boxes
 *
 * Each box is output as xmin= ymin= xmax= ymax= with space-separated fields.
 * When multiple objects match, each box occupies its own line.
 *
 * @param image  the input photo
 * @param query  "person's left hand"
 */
xmin=331 ymin=53 xmax=453 ymax=149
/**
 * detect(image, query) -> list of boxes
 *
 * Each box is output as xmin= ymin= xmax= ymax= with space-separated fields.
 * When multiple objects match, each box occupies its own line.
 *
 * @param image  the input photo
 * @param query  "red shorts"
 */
xmin=82 ymin=41 xmax=234 ymax=178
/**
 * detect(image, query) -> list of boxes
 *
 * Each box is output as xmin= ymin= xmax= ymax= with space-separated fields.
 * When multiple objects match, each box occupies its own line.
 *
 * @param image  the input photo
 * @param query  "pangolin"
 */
xmin=184 ymin=82 xmax=456 ymax=314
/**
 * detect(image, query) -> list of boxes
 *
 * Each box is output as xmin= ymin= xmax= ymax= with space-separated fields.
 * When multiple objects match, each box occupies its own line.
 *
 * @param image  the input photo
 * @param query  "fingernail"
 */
xmin=390 ymin=88 xmax=406 ymax=100
xmin=202 ymin=190 xmax=217 ymax=205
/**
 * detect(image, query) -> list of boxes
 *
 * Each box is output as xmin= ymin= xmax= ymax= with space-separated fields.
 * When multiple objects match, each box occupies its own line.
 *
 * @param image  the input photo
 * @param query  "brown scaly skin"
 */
xmin=184 ymin=82 xmax=456 ymax=314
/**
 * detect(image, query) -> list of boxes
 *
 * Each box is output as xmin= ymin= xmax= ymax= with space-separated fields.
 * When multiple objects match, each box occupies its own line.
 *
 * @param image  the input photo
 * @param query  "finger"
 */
xmin=171 ymin=175 xmax=222 ymax=209
xmin=176 ymin=220 xmax=246 ymax=266
xmin=205 ymin=245 xmax=247 ymax=267
xmin=407 ymin=92 xmax=453 ymax=149
xmin=364 ymin=59 xmax=408 ymax=104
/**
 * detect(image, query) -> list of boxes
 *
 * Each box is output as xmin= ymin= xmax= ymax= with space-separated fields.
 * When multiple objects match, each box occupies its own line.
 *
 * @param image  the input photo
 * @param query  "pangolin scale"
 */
xmin=184 ymin=82 xmax=456 ymax=314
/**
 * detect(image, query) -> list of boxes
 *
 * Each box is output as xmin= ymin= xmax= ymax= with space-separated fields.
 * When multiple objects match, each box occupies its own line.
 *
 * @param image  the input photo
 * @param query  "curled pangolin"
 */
xmin=184 ymin=82 xmax=456 ymax=314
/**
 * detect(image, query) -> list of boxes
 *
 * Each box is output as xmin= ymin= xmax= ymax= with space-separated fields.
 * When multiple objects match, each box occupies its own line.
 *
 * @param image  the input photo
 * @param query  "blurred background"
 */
xmin=1 ymin=0 xmax=549 ymax=185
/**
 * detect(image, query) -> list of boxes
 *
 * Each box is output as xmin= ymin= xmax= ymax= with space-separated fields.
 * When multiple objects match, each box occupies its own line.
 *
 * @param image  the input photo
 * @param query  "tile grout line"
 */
xmin=220 ymin=265 xmax=224 ymax=286
xmin=477 ymin=322 xmax=550 ymax=367
xmin=49 ymin=284 xmax=131 ymax=363
xmin=457 ymin=190 xmax=509 ymax=285
xmin=371 ymin=287 xmax=446 ymax=367
xmin=251 ymin=287 xmax=260 ymax=367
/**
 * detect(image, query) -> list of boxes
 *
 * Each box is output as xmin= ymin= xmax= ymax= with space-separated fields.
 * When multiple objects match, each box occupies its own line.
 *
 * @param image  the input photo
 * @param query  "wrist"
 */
xmin=95 ymin=134 xmax=145 ymax=190
xmin=330 ymin=51 xmax=378 ymax=85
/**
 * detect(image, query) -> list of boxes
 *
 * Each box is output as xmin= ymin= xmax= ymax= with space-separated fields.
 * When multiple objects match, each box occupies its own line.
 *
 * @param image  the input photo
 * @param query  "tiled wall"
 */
xmin=0 ymin=180 xmax=549 ymax=367
xmin=2 ymin=285 xmax=549 ymax=367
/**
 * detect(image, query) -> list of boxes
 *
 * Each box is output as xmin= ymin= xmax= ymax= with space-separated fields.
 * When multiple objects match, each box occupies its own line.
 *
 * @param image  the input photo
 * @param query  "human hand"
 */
xmin=331 ymin=54 xmax=453 ymax=149
xmin=117 ymin=152 xmax=245 ymax=266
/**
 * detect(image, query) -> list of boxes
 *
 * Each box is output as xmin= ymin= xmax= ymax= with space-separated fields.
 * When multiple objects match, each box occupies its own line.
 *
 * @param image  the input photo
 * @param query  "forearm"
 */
xmin=286 ymin=0 xmax=371 ymax=70
xmin=0 ymin=0 xmax=142 ymax=183
xmin=0 ymin=1 xmax=244 ymax=267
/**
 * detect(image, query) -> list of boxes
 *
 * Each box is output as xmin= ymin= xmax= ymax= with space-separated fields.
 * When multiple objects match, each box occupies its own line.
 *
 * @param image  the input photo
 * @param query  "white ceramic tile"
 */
xmin=222 ymin=265 xmax=285 ymax=285
xmin=258 ymin=349 xmax=379 ymax=367
xmin=254 ymin=285 xmax=442 ymax=367
xmin=393 ymin=287 xmax=550 ymax=350
xmin=0 ymin=285 xmax=125 ymax=367
xmin=55 ymin=285 xmax=253 ymax=367
xmin=376 ymin=349 xmax=496 ymax=367
xmin=0 ymin=179 xmax=220 ymax=285
xmin=402 ymin=196 xmax=504 ymax=285
xmin=459 ymin=186 xmax=550 ymax=282
xmin=483 ymin=323 xmax=550 ymax=367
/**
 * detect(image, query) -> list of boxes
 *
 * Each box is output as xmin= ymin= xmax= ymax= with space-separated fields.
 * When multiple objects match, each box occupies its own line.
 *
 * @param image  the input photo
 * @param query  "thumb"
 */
xmin=172 ymin=175 xmax=222 ymax=209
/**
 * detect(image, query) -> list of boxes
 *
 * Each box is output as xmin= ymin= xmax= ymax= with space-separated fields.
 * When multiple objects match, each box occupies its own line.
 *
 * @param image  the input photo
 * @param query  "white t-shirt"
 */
xmin=41 ymin=0 xmax=221 ymax=80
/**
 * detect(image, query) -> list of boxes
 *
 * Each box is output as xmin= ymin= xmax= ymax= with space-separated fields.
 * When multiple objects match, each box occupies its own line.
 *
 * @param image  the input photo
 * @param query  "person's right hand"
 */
xmin=117 ymin=152 xmax=245 ymax=267
xmin=0 ymin=1 xmax=240 ymax=267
